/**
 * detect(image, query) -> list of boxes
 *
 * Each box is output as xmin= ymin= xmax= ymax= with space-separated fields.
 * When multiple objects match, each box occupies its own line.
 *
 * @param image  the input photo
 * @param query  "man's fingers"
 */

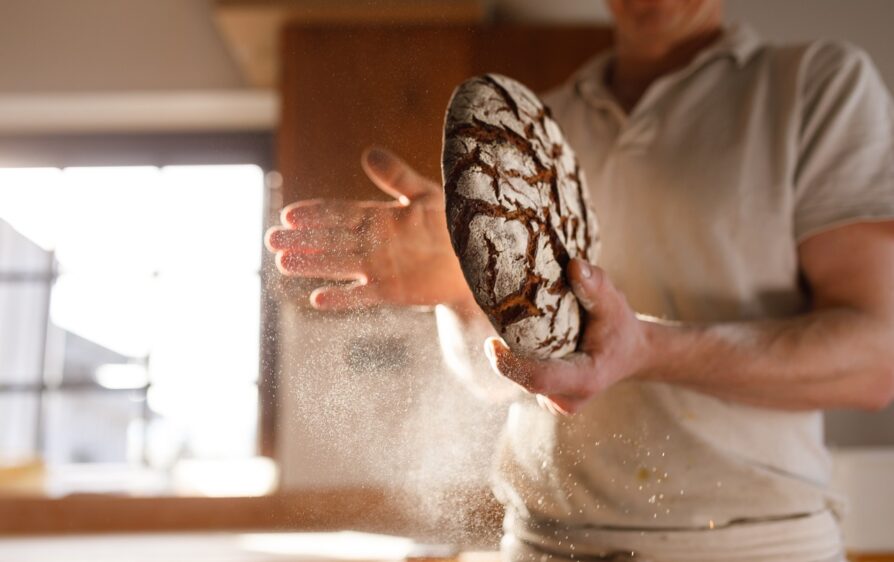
xmin=281 ymin=198 xmax=396 ymax=230
xmin=536 ymin=392 xmax=587 ymax=416
xmin=310 ymin=283 xmax=381 ymax=311
xmin=265 ymin=226 xmax=359 ymax=254
xmin=484 ymin=337 xmax=535 ymax=389
xmin=484 ymin=338 xmax=597 ymax=397
xmin=362 ymin=146 xmax=439 ymax=203
xmin=276 ymin=251 xmax=364 ymax=280
xmin=536 ymin=394 xmax=563 ymax=416
xmin=568 ymin=259 xmax=613 ymax=316
xmin=546 ymin=394 xmax=587 ymax=415
xmin=281 ymin=199 xmax=364 ymax=230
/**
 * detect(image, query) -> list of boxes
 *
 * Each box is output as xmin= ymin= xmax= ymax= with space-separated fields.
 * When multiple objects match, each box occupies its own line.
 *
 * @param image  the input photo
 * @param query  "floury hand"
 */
xmin=265 ymin=147 xmax=476 ymax=311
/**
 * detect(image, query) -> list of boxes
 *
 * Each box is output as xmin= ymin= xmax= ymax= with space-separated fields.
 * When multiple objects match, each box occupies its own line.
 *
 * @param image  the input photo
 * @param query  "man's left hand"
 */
xmin=484 ymin=258 xmax=653 ymax=415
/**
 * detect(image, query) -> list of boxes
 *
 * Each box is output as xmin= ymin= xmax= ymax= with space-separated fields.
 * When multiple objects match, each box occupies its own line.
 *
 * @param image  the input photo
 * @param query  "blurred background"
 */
xmin=0 ymin=0 xmax=892 ymax=560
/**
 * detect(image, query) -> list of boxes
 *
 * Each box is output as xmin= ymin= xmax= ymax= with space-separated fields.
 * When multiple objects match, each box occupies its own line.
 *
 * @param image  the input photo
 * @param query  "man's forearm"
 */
xmin=641 ymin=307 xmax=894 ymax=411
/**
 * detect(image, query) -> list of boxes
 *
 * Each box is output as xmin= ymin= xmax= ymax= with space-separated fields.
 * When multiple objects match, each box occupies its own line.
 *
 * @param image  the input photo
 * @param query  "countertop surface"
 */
xmin=0 ymin=531 xmax=499 ymax=562
xmin=2 ymin=530 xmax=893 ymax=561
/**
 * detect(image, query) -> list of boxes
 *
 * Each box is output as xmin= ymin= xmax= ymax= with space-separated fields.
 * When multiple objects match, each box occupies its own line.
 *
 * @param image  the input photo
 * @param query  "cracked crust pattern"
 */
xmin=442 ymin=74 xmax=599 ymax=359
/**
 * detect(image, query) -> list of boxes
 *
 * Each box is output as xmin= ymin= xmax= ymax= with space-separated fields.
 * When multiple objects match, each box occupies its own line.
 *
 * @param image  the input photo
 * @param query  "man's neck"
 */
xmin=609 ymin=26 xmax=724 ymax=113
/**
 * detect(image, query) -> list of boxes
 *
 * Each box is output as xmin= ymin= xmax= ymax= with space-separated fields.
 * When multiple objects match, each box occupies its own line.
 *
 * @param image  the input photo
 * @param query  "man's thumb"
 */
xmin=361 ymin=146 xmax=438 ymax=204
xmin=568 ymin=258 xmax=608 ymax=314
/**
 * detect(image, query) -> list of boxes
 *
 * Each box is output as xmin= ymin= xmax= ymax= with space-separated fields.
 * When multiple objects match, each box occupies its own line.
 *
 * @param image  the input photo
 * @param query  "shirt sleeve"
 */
xmin=793 ymin=41 xmax=894 ymax=242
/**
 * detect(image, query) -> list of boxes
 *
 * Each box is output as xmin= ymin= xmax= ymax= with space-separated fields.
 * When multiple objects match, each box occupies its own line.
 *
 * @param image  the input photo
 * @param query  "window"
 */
xmin=0 ymin=135 xmax=277 ymax=497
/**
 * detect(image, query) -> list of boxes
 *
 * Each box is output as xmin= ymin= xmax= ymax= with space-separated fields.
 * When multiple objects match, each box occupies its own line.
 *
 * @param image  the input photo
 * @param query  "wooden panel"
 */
xmin=277 ymin=24 xmax=612 ymax=204
xmin=215 ymin=0 xmax=486 ymax=87
xmin=0 ymin=486 xmax=502 ymax=542
xmin=279 ymin=25 xmax=470 ymax=201
xmin=0 ymin=490 xmax=383 ymax=535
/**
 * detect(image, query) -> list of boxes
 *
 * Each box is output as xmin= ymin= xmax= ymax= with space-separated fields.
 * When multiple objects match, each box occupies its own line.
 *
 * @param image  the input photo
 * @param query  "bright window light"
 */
xmin=0 ymin=164 xmax=266 ymax=488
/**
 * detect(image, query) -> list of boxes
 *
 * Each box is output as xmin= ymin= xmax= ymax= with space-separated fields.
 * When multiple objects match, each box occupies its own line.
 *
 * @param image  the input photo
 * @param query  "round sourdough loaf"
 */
xmin=442 ymin=73 xmax=598 ymax=359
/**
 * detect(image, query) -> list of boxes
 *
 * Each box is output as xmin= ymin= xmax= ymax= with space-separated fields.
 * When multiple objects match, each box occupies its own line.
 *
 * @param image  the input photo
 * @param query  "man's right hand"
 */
xmin=265 ymin=146 xmax=475 ymax=311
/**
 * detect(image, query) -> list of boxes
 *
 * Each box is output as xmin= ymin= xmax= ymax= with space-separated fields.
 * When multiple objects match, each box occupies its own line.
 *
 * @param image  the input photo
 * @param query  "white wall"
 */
xmin=0 ymin=0 xmax=242 ymax=93
xmin=0 ymin=0 xmax=276 ymax=133
xmin=725 ymin=0 xmax=894 ymax=89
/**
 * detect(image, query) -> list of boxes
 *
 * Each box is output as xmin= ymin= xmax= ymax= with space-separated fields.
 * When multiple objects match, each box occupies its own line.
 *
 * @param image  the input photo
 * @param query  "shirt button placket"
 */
xmin=619 ymin=114 xmax=658 ymax=150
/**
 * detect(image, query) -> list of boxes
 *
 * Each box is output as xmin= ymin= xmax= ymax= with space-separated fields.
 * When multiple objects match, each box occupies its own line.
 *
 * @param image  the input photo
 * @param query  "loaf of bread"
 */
xmin=442 ymin=74 xmax=598 ymax=359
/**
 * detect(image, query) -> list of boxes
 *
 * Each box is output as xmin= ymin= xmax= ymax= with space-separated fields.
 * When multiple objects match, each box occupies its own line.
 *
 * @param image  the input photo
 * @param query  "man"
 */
xmin=266 ymin=0 xmax=894 ymax=560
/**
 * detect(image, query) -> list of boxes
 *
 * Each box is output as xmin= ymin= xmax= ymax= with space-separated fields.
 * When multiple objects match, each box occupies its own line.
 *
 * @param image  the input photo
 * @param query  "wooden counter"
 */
xmin=0 ymin=487 xmax=503 ymax=545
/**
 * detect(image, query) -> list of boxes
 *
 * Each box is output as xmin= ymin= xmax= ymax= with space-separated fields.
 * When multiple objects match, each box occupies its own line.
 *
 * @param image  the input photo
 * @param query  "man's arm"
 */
xmin=646 ymin=221 xmax=894 ymax=410
xmin=486 ymin=221 xmax=894 ymax=414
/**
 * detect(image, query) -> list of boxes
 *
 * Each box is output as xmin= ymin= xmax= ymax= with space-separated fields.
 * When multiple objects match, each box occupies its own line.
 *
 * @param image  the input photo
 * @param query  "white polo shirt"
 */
xmin=493 ymin=25 xmax=894 ymax=561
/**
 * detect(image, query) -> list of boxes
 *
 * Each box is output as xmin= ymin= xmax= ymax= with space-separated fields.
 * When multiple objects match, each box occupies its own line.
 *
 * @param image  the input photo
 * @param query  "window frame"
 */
xmin=0 ymin=131 xmax=281 ymax=466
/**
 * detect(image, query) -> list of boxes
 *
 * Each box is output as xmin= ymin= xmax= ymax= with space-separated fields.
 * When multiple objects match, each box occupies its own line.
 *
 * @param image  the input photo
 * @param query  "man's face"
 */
xmin=607 ymin=0 xmax=722 ymax=42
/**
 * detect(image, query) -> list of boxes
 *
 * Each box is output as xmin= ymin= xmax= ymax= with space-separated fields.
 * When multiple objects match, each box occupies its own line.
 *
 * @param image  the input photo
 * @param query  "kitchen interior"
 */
xmin=0 ymin=0 xmax=893 ymax=560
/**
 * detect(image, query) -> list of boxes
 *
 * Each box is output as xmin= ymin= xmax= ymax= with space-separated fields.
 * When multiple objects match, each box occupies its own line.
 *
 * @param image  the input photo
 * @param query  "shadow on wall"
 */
xmin=825 ymin=407 xmax=894 ymax=447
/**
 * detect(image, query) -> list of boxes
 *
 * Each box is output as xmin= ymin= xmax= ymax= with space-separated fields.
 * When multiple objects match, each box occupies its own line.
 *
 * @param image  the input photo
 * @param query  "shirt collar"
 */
xmin=573 ymin=23 xmax=763 ymax=105
xmin=710 ymin=23 xmax=762 ymax=66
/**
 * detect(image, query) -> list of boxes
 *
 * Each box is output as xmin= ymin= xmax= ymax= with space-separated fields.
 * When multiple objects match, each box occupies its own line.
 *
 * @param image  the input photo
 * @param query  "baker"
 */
xmin=265 ymin=1 xmax=894 ymax=560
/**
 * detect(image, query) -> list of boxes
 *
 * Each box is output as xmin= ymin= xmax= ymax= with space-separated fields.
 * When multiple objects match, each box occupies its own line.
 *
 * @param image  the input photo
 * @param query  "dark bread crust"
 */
xmin=442 ymin=74 xmax=598 ymax=359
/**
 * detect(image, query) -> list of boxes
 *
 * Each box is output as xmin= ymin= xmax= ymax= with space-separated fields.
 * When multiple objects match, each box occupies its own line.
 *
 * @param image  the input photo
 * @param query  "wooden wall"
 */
xmin=277 ymin=24 xmax=613 ymax=202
